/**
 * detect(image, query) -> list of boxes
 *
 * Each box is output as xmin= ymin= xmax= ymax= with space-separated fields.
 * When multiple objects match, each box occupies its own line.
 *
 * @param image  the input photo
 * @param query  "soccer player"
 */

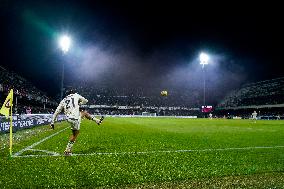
xmin=252 ymin=110 xmax=257 ymax=122
xmin=209 ymin=113 xmax=213 ymax=119
xmin=50 ymin=89 xmax=104 ymax=155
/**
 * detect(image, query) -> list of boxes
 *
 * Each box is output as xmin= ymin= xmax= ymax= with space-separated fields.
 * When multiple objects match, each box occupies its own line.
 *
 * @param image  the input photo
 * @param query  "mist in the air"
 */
xmin=63 ymin=38 xmax=249 ymax=105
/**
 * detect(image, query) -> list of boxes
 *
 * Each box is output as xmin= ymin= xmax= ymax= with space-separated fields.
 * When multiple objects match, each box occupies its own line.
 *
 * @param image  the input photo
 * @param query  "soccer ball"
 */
xmin=161 ymin=90 xmax=168 ymax=96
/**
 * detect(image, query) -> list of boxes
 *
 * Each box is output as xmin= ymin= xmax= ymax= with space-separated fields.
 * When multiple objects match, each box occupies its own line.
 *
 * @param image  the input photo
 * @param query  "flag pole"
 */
xmin=9 ymin=94 xmax=13 ymax=157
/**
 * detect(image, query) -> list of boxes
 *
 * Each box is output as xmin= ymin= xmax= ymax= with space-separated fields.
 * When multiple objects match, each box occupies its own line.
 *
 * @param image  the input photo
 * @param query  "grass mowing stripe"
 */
xmin=13 ymin=145 xmax=284 ymax=158
xmin=13 ymin=126 xmax=69 ymax=157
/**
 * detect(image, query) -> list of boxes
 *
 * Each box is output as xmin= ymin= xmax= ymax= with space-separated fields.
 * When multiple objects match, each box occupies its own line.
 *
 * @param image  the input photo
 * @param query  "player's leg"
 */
xmin=65 ymin=129 xmax=79 ymax=155
xmin=252 ymin=116 xmax=256 ymax=123
xmin=64 ymin=119 xmax=80 ymax=155
xmin=81 ymin=110 xmax=104 ymax=125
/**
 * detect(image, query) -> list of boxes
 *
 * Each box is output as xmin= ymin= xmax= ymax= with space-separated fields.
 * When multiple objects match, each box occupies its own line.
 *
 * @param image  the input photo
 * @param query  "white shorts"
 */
xmin=67 ymin=116 xmax=81 ymax=130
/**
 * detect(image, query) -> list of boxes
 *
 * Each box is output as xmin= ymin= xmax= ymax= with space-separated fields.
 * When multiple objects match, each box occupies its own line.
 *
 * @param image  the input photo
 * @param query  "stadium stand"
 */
xmin=0 ymin=66 xmax=57 ymax=114
xmin=1 ymin=66 xmax=201 ymax=116
xmin=216 ymin=77 xmax=284 ymax=119
xmin=5 ymin=65 xmax=284 ymax=118
xmin=74 ymin=85 xmax=201 ymax=107
xmin=73 ymin=85 xmax=202 ymax=116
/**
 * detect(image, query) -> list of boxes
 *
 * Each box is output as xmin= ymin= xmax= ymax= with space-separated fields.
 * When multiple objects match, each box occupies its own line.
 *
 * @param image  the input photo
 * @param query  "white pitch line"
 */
xmin=27 ymin=149 xmax=61 ymax=156
xmin=12 ymin=145 xmax=284 ymax=158
xmin=13 ymin=127 xmax=69 ymax=157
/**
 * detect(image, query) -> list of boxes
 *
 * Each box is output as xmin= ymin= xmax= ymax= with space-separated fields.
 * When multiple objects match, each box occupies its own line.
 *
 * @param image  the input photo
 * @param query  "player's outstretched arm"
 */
xmin=50 ymin=102 xmax=64 ymax=129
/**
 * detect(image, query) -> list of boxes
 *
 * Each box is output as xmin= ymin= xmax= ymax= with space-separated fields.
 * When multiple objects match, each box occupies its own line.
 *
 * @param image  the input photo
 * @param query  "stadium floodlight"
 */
xmin=58 ymin=34 xmax=72 ymax=100
xmin=199 ymin=52 xmax=210 ymax=116
xmin=58 ymin=35 xmax=71 ymax=54
xmin=199 ymin=52 xmax=209 ymax=68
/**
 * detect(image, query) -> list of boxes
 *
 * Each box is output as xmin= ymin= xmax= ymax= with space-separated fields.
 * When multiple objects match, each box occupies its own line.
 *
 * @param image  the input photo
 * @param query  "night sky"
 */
xmin=1 ymin=1 xmax=283 ymax=104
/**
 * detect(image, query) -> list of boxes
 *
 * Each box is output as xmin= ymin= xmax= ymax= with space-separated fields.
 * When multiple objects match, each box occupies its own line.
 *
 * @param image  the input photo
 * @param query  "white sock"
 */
xmin=66 ymin=141 xmax=75 ymax=151
xmin=91 ymin=116 xmax=100 ymax=123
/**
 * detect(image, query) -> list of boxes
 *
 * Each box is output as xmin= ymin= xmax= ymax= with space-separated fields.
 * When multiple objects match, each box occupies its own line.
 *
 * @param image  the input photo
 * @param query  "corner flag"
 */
xmin=0 ymin=89 xmax=13 ymax=156
xmin=0 ymin=89 xmax=13 ymax=117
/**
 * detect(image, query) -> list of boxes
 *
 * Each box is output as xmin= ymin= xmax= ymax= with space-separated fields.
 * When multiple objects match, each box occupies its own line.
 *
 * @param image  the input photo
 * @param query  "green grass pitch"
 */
xmin=1 ymin=117 xmax=284 ymax=188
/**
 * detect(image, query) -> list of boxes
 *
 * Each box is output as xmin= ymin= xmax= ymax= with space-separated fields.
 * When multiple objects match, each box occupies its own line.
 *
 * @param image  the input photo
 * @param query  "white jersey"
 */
xmin=252 ymin=112 xmax=257 ymax=119
xmin=52 ymin=93 xmax=88 ymax=123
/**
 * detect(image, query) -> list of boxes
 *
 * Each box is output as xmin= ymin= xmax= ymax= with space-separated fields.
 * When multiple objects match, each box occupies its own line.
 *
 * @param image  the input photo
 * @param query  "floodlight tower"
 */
xmin=58 ymin=35 xmax=71 ymax=100
xmin=199 ymin=52 xmax=209 ymax=108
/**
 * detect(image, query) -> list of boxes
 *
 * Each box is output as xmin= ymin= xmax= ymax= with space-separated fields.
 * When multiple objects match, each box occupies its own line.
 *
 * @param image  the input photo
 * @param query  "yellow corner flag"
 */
xmin=0 ymin=89 xmax=13 ymax=117
xmin=0 ymin=89 xmax=13 ymax=156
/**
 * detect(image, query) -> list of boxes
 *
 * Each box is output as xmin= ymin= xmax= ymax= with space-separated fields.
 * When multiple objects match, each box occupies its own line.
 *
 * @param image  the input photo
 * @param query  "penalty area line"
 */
xmin=13 ymin=126 xmax=69 ymax=157
xmin=13 ymin=145 xmax=284 ymax=158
